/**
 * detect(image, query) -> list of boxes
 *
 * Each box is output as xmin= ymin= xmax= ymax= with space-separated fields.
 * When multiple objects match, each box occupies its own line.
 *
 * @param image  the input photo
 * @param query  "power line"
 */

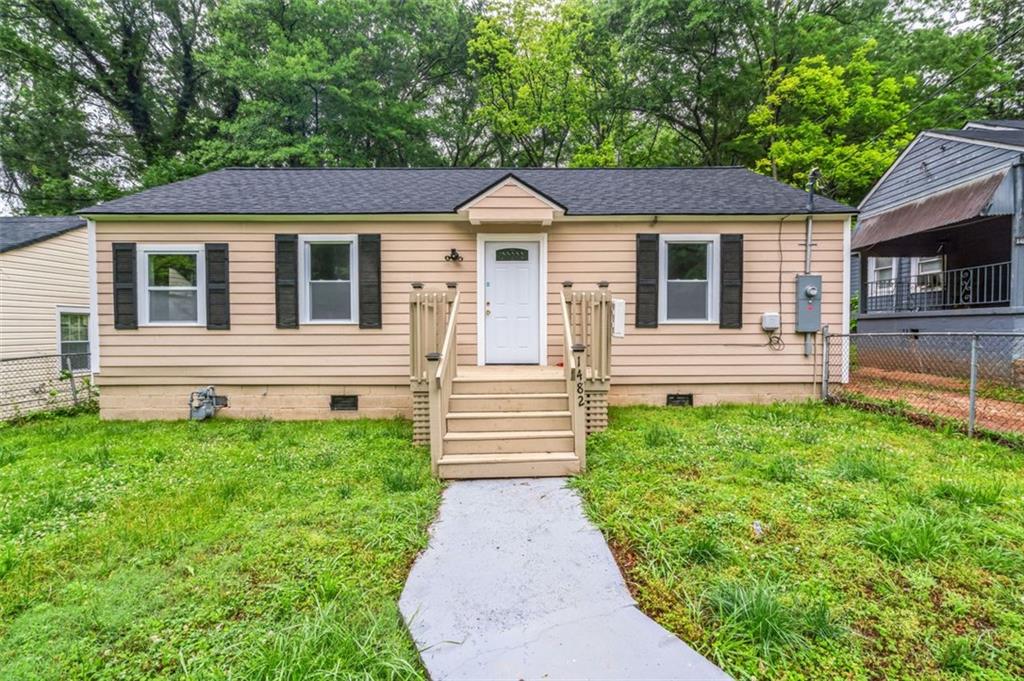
xmin=827 ymin=22 xmax=1024 ymax=180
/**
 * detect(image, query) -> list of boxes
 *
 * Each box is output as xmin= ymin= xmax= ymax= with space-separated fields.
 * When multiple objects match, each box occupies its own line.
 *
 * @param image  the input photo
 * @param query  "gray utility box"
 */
xmin=795 ymin=274 xmax=823 ymax=333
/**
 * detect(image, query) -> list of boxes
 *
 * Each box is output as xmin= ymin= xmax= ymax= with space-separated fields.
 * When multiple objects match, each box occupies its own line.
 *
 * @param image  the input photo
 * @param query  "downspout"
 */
xmin=1011 ymin=158 xmax=1024 ymax=310
xmin=1012 ymin=159 xmax=1024 ymax=380
xmin=804 ymin=168 xmax=821 ymax=357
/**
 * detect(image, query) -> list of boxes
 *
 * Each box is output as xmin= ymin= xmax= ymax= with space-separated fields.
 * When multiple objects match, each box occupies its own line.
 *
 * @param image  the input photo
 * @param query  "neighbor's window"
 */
xmin=301 ymin=236 xmax=358 ymax=323
xmin=139 ymin=246 xmax=205 ymax=325
xmin=59 ymin=310 xmax=90 ymax=372
xmin=914 ymin=255 xmax=944 ymax=290
xmin=659 ymin=235 xmax=718 ymax=323
xmin=869 ymin=257 xmax=894 ymax=282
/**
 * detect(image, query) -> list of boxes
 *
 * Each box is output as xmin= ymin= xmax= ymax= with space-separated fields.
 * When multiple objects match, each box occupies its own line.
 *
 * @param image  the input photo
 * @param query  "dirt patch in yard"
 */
xmin=842 ymin=366 xmax=1024 ymax=435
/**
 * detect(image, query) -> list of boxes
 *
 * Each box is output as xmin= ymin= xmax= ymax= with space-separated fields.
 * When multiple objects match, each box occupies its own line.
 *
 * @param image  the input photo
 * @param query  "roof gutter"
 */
xmin=79 ymin=211 xmax=856 ymax=223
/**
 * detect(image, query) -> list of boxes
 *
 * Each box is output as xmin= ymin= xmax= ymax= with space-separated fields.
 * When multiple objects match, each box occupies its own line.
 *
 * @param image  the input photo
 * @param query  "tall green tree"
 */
xmin=747 ymin=41 xmax=916 ymax=204
xmin=0 ymin=0 xmax=218 ymax=212
xmin=193 ymin=0 xmax=480 ymax=168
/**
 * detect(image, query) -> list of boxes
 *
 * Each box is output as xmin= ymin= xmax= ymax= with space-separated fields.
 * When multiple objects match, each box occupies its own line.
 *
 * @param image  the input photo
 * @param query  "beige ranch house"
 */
xmin=80 ymin=168 xmax=854 ymax=478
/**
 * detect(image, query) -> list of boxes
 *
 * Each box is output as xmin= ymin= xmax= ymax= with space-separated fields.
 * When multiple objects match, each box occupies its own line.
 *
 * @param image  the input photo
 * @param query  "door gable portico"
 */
xmin=458 ymin=175 xmax=566 ymax=226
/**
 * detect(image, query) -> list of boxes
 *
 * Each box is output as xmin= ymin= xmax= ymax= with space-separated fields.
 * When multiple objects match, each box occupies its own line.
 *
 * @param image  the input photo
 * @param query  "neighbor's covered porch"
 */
xmin=853 ymin=166 xmax=1023 ymax=319
xmin=857 ymin=214 xmax=1014 ymax=314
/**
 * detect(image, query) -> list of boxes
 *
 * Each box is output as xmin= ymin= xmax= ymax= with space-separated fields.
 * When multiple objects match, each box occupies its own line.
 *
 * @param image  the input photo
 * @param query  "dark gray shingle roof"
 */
xmin=0 ymin=215 xmax=86 ymax=253
xmin=933 ymin=127 xmax=1024 ymax=148
xmin=79 ymin=167 xmax=854 ymax=216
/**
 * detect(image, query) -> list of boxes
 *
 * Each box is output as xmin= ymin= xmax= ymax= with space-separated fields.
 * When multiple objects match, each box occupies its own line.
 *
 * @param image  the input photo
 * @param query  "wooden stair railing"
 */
xmin=409 ymin=283 xmax=456 ymax=447
xmin=560 ymin=287 xmax=588 ymax=471
xmin=565 ymin=282 xmax=613 ymax=434
xmin=426 ymin=289 xmax=460 ymax=474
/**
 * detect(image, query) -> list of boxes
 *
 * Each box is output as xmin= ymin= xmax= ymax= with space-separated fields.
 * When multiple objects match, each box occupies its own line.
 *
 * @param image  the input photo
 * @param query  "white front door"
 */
xmin=484 ymin=241 xmax=541 ymax=364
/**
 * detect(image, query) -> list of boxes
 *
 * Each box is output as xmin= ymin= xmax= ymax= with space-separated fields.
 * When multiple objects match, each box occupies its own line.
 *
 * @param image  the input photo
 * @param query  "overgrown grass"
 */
xmin=572 ymin=403 xmax=1024 ymax=680
xmin=0 ymin=414 xmax=440 ymax=679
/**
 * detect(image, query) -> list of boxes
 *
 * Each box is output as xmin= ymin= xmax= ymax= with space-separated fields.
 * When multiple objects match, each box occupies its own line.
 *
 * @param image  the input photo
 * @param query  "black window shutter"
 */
xmin=112 ymin=242 xmax=137 ymax=330
xmin=635 ymin=233 xmax=659 ymax=328
xmin=205 ymin=243 xmax=230 ymax=330
xmin=358 ymin=234 xmax=382 ymax=329
xmin=719 ymin=234 xmax=744 ymax=329
xmin=275 ymin=234 xmax=299 ymax=329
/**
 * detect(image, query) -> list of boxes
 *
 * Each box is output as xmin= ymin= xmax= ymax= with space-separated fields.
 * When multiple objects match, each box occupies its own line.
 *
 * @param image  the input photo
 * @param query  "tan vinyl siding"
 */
xmin=0 ymin=228 xmax=90 ymax=359
xmin=94 ymin=216 xmax=846 ymax=417
xmin=546 ymin=219 xmax=846 ymax=385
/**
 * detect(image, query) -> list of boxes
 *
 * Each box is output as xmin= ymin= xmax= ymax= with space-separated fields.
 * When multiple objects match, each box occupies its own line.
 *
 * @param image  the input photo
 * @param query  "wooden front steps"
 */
xmin=436 ymin=369 xmax=582 ymax=479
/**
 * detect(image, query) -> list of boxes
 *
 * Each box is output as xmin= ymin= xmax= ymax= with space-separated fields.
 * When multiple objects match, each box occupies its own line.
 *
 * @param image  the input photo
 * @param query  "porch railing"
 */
xmin=566 ymin=284 xmax=613 ymax=382
xmin=427 ymin=290 xmax=460 ymax=474
xmin=559 ymin=288 xmax=587 ymax=469
xmin=409 ymin=284 xmax=457 ymax=448
xmin=864 ymin=261 xmax=1011 ymax=313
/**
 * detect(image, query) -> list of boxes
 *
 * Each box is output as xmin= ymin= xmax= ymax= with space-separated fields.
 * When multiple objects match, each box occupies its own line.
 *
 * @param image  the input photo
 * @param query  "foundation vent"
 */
xmin=666 ymin=393 xmax=693 ymax=407
xmin=330 ymin=395 xmax=358 ymax=411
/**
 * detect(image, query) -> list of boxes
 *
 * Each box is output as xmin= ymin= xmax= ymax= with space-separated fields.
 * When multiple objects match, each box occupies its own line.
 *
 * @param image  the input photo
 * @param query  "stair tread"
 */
xmin=447 ymin=410 xmax=571 ymax=419
xmin=453 ymin=375 xmax=562 ymax=382
xmin=444 ymin=429 xmax=574 ymax=441
xmin=450 ymin=392 xmax=567 ymax=399
xmin=439 ymin=452 xmax=578 ymax=464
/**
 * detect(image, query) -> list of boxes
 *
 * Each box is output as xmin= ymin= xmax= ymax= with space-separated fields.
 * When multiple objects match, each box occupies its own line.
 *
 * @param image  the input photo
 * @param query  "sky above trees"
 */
xmin=1 ymin=0 xmax=1021 ymax=214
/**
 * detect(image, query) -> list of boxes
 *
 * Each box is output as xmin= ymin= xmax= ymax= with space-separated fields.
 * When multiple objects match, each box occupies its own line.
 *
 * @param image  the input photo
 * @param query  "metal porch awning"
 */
xmin=852 ymin=170 xmax=1008 ymax=250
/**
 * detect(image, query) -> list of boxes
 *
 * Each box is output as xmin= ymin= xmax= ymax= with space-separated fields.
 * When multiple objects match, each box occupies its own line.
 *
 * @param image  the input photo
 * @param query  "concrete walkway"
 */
xmin=399 ymin=478 xmax=730 ymax=680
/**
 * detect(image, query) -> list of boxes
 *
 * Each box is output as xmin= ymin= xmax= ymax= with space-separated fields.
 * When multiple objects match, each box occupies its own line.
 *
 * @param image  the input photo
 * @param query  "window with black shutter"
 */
xmin=112 ymin=242 xmax=138 ymax=330
xmin=275 ymin=234 xmax=299 ymax=328
xmin=358 ymin=234 xmax=382 ymax=329
xmin=205 ymin=243 xmax=230 ymax=330
xmin=635 ymin=233 xmax=659 ymax=328
xmin=719 ymin=234 xmax=743 ymax=329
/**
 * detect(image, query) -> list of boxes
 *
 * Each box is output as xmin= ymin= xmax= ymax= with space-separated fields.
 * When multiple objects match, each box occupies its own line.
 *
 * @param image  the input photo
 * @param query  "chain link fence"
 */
xmin=823 ymin=331 xmax=1024 ymax=445
xmin=0 ymin=353 xmax=96 ymax=421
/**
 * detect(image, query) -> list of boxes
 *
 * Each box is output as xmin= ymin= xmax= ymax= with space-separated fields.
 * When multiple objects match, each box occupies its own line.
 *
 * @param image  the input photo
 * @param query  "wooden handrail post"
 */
xmin=426 ymin=351 xmax=442 ymax=473
xmin=572 ymin=342 xmax=587 ymax=471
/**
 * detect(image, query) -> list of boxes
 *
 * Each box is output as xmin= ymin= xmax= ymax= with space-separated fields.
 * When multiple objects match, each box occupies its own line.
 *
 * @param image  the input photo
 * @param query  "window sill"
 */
xmin=139 ymin=322 xmax=206 ymax=328
xmin=658 ymin=319 xmax=720 ymax=325
xmin=300 ymin=319 xmax=360 ymax=325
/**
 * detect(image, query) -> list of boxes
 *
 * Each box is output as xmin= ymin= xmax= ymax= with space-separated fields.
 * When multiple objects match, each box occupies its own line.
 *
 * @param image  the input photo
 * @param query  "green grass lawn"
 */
xmin=572 ymin=403 xmax=1024 ymax=681
xmin=0 ymin=414 xmax=439 ymax=680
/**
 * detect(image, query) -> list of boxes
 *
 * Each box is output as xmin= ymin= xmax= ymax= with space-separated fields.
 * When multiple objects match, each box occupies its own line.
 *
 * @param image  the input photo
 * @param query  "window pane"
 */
xmin=310 ymin=243 xmax=350 ymax=280
xmin=149 ymin=290 xmax=198 ymax=322
xmin=310 ymin=281 xmax=352 ymax=320
xmin=874 ymin=257 xmax=893 ymax=268
xmin=149 ymin=253 xmax=197 ymax=286
xmin=60 ymin=313 xmax=89 ymax=341
xmin=667 ymin=243 xmax=707 ymax=280
xmin=918 ymin=257 xmax=942 ymax=274
xmin=666 ymin=281 xmax=708 ymax=320
xmin=61 ymin=340 xmax=90 ymax=371
xmin=496 ymin=247 xmax=529 ymax=262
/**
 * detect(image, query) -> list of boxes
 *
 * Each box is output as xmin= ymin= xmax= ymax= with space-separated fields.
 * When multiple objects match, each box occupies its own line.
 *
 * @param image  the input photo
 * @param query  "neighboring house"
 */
xmin=79 ymin=167 xmax=854 ymax=477
xmin=853 ymin=120 xmax=1024 ymax=333
xmin=0 ymin=216 xmax=91 ymax=366
xmin=0 ymin=216 xmax=93 ymax=418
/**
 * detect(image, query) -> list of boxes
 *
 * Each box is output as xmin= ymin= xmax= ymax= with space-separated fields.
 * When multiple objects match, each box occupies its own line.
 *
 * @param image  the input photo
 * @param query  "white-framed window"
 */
xmin=299 ymin=235 xmax=359 ymax=324
xmin=138 ymin=245 xmax=206 ymax=326
xmin=56 ymin=307 xmax=90 ymax=372
xmin=868 ymin=256 xmax=894 ymax=282
xmin=912 ymin=255 xmax=944 ymax=290
xmin=659 ymin=234 xmax=719 ymax=323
